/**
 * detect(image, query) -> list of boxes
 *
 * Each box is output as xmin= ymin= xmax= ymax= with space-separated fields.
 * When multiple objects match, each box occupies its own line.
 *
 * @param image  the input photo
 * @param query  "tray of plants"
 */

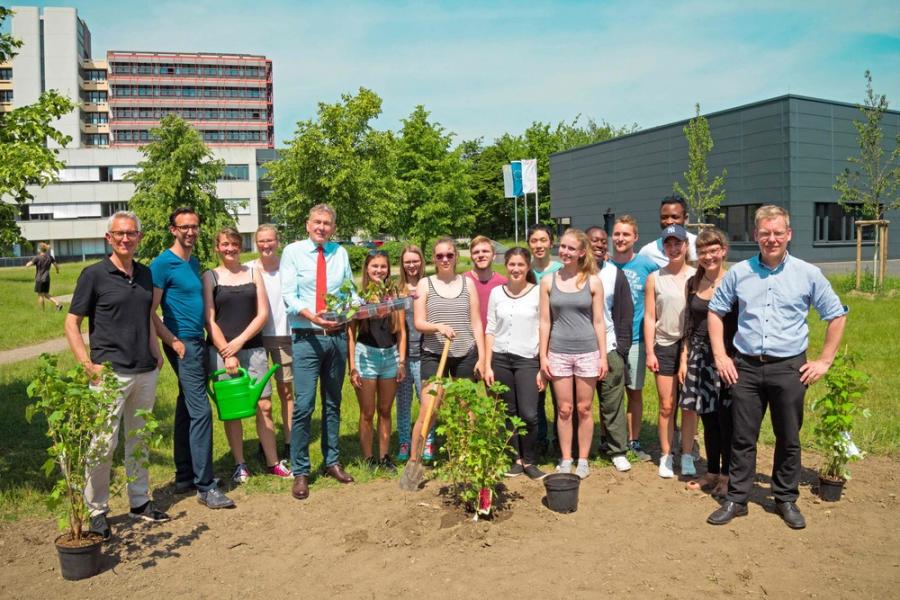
xmin=321 ymin=279 xmax=408 ymax=323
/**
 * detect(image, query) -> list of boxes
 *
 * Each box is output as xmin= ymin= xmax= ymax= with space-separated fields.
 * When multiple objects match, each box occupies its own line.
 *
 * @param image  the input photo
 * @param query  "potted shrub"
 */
xmin=322 ymin=279 xmax=360 ymax=324
xmin=26 ymin=353 xmax=159 ymax=580
xmin=810 ymin=351 xmax=870 ymax=502
xmin=434 ymin=378 xmax=524 ymax=519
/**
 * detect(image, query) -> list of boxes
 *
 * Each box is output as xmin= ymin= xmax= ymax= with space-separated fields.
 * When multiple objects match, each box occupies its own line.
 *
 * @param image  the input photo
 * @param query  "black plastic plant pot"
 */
xmin=543 ymin=473 xmax=581 ymax=513
xmin=818 ymin=475 xmax=845 ymax=502
xmin=55 ymin=532 xmax=103 ymax=580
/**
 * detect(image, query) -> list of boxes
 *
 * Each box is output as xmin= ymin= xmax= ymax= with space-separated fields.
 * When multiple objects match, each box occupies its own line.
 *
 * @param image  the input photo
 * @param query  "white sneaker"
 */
xmin=681 ymin=454 xmax=697 ymax=477
xmin=658 ymin=454 xmax=674 ymax=479
xmin=575 ymin=461 xmax=590 ymax=479
xmin=612 ymin=455 xmax=632 ymax=472
xmin=556 ymin=460 xmax=573 ymax=474
xmin=231 ymin=463 xmax=251 ymax=484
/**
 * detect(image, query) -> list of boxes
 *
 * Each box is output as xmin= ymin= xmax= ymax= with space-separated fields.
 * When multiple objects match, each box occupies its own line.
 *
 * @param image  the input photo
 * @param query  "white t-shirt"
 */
xmin=639 ymin=231 xmax=698 ymax=268
xmin=485 ymin=284 xmax=540 ymax=358
xmin=246 ymin=259 xmax=290 ymax=337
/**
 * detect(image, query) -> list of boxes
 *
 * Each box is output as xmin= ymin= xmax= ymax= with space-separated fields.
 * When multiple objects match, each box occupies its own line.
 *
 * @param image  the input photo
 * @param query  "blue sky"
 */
xmin=12 ymin=1 xmax=900 ymax=145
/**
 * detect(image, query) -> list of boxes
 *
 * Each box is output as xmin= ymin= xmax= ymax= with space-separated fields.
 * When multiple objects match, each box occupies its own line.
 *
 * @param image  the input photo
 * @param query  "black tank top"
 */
xmin=211 ymin=268 xmax=262 ymax=349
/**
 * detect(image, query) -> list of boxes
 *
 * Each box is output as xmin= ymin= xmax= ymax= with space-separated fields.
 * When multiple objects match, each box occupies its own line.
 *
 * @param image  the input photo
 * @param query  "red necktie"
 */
xmin=315 ymin=244 xmax=326 ymax=312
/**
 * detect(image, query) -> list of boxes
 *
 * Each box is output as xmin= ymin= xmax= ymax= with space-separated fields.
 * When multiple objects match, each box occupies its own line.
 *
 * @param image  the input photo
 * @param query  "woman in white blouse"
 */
xmin=484 ymin=247 xmax=547 ymax=480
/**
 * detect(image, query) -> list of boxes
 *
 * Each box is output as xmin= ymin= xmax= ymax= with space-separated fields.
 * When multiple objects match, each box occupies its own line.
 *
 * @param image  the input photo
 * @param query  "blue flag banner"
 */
xmin=511 ymin=161 xmax=523 ymax=197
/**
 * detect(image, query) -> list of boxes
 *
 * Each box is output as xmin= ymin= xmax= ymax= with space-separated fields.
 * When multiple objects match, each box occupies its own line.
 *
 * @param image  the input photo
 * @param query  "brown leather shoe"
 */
xmin=323 ymin=463 xmax=354 ymax=484
xmin=291 ymin=475 xmax=309 ymax=500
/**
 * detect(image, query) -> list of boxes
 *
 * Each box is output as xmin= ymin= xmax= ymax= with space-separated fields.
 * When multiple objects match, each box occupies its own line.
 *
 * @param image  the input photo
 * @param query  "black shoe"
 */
xmin=523 ymin=464 xmax=547 ymax=480
xmin=129 ymin=501 xmax=170 ymax=523
xmin=775 ymin=501 xmax=806 ymax=529
xmin=707 ymin=501 xmax=748 ymax=525
xmin=505 ymin=463 xmax=525 ymax=477
xmin=379 ymin=455 xmax=397 ymax=472
xmin=89 ymin=513 xmax=111 ymax=541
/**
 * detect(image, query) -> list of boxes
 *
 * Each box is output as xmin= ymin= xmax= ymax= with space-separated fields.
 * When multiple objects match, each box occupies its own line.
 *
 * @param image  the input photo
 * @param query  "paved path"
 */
xmin=0 ymin=332 xmax=86 ymax=366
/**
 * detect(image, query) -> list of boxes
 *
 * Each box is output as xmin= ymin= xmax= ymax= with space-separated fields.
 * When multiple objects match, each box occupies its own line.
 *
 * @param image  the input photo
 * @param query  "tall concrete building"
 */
xmin=3 ymin=6 xmax=276 ymax=257
xmin=7 ymin=6 xmax=98 ymax=148
xmin=107 ymin=51 xmax=273 ymax=148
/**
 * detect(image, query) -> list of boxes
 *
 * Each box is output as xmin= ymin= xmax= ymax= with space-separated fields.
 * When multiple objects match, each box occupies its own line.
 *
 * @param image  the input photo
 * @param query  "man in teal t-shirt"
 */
xmin=151 ymin=207 xmax=234 ymax=509
xmin=610 ymin=216 xmax=659 ymax=462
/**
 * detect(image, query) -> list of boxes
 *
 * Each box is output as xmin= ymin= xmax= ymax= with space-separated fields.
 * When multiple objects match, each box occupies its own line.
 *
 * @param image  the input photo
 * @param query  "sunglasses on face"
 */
xmin=434 ymin=253 xmax=455 ymax=261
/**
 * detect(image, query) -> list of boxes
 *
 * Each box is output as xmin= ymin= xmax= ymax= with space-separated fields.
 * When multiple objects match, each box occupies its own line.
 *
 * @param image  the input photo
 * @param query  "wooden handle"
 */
xmin=418 ymin=337 xmax=452 ymax=446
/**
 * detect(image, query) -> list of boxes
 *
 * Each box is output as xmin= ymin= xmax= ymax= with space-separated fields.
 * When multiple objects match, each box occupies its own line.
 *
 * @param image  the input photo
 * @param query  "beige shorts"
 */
xmin=263 ymin=335 xmax=293 ymax=383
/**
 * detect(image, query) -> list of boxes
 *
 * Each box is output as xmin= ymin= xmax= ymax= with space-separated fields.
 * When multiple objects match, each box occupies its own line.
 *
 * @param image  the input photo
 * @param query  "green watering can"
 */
xmin=208 ymin=365 xmax=280 ymax=421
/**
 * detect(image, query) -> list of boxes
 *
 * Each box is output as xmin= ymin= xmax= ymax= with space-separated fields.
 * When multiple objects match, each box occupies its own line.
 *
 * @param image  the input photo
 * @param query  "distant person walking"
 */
xmin=65 ymin=211 xmax=167 ymax=540
xmin=26 ymin=242 xmax=63 ymax=311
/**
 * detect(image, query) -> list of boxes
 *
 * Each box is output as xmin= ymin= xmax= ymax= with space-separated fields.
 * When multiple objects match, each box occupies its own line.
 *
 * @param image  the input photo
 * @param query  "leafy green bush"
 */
xmin=379 ymin=240 xmax=405 ymax=266
xmin=811 ymin=350 xmax=870 ymax=481
xmin=344 ymin=244 xmax=369 ymax=274
xmin=435 ymin=378 xmax=523 ymax=514
xmin=26 ymin=354 xmax=161 ymax=540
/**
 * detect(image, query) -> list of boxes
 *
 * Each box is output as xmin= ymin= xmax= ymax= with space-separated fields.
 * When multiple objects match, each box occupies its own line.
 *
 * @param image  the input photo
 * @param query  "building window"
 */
xmin=0 ymin=68 xmax=12 ymax=80
xmin=83 ymin=69 xmax=107 ymax=81
xmin=221 ymin=165 xmax=250 ymax=181
xmin=713 ymin=204 xmax=762 ymax=243
xmin=83 ymin=134 xmax=109 ymax=146
xmin=101 ymin=202 xmax=130 ymax=217
xmin=82 ymin=91 xmax=108 ymax=103
xmin=814 ymin=203 xmax=874 ymax=244
xmin=83 ymin=112 xmax=109 ymax=125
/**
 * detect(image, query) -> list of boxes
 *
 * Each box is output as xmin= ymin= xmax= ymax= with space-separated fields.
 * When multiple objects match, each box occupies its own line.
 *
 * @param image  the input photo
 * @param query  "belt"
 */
xmin=292 ymin=326 xmax=346 ymax=338
xmin=737 ymin=352 xmax=802 ymax=364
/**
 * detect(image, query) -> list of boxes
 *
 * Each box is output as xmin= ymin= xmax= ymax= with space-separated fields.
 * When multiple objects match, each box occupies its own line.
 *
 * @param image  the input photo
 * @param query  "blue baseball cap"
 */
xmin=662 ymin=224 xmax=688 ymax=242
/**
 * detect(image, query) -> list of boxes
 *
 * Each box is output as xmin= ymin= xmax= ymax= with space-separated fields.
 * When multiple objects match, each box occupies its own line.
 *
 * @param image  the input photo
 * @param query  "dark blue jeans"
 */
xmin=165 ymin=339 xmax=215 ymax=492
xmin=290 ymin=332 xmax=348 ymax=476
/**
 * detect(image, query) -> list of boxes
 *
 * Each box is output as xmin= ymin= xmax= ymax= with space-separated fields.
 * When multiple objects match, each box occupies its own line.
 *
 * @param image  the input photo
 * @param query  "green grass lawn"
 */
xmin=1 ymin=278 xmax=897 ymax=522
xmin=0 ymin=260 xmax=90 ymax=350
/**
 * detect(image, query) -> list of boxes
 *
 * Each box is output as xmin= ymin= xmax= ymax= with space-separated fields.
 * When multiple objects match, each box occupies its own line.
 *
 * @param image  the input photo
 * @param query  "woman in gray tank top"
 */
xmin=539 ymin=229 xmax=608 ymax=479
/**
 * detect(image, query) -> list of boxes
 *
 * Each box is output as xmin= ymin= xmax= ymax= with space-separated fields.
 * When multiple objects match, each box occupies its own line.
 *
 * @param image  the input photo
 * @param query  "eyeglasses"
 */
xmin=109 ymin=230 xmax=140 ymax=240
xmin=174 ymin=224 xmax=200 ymax=232
xmin=434 ymin=253 xmax=455 ymax=262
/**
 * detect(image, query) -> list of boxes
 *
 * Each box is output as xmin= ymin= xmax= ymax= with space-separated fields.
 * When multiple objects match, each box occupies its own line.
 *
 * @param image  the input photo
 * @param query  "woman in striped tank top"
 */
xmin=407 ymin=237 xmax=485 ymax=467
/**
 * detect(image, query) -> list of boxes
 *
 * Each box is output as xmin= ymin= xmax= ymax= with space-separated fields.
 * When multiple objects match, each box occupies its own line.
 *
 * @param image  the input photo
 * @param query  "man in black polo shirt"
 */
xmin=65 ymin=210 xmax=167 ymax=540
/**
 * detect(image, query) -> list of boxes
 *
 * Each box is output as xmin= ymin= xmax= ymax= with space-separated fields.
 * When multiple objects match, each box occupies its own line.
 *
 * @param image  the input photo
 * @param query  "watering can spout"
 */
xmin=250 ymin=364 xmax=281 ymax=400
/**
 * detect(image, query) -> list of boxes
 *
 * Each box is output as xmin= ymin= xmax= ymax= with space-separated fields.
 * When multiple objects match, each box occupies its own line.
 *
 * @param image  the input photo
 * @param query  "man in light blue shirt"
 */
xmin=706 ymin=205 xmax=847 ymax=530
xmin=281 ymin=203 xmax=355 ymax=500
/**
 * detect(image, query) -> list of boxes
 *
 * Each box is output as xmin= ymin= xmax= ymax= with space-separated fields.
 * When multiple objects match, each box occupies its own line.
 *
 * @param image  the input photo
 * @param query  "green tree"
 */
xmin=127 ymin=115 xmax=232 ymax=268
xmin=265 ymin=87 xmax=401 ymax=240
xmin=834 ymin=71 xmax=899 ymax=220
xmin=397 ymin=105 xmax=474 ymax=243
xmin=673 ymin=103 xmax=727 ymax=224
xmin=0 ymin=6 xmax=75 ymax=249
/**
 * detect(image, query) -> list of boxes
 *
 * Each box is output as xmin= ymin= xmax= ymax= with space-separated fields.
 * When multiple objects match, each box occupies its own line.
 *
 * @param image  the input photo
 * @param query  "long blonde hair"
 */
xmin=561 ymin=228 xmax=597 ymax=285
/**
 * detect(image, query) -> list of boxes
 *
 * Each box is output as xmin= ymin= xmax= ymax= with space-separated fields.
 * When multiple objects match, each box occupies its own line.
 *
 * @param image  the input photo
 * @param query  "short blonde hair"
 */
xmin=469 ymin=235 xmax=493 ymax=253
xmin=255 ymin=223 xmax=278 ymax=239
xmin=614 ymin=215 xmax=638 ymax=234
xmin=754 ymin=205 xmax=790 ymax=229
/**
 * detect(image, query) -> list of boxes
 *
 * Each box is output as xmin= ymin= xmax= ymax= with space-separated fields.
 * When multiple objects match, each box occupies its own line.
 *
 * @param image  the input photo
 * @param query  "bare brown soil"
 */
xmin=2 ymin=449 xmax=898 ymax=599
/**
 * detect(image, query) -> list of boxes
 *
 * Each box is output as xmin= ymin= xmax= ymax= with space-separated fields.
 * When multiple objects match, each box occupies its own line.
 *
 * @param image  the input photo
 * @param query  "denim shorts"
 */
xmin=355 ymin=343 xmax=399 ymax=379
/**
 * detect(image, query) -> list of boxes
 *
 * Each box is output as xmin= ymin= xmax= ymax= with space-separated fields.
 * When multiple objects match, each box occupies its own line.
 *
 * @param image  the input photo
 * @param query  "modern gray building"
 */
xmin=549 ymin=95 xmax=900 ymax=262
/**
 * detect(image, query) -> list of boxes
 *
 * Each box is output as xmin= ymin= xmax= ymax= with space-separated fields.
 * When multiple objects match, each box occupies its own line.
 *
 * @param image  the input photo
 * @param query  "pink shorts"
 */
xmin=548 ymin=350 xmax=600 ymax=378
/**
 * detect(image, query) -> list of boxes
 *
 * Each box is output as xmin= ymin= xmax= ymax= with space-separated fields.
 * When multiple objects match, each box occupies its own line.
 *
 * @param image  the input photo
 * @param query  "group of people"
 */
xmin=63 ymin=195 xmax=846 ymax=541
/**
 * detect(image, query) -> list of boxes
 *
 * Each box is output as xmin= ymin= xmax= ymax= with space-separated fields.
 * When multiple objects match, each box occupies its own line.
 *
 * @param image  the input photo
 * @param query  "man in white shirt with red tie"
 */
xmin=281 ymin=204 xmax=355 ymax=500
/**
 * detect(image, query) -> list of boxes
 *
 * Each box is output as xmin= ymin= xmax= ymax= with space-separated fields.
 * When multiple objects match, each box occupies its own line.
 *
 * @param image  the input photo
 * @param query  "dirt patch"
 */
xmin=1 ymin=449 xmax=898 ymax=599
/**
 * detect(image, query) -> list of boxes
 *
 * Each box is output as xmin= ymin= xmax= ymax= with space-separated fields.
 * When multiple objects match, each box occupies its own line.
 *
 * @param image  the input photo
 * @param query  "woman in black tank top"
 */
xmin=204 ymin=228 xmax=291 ymax=483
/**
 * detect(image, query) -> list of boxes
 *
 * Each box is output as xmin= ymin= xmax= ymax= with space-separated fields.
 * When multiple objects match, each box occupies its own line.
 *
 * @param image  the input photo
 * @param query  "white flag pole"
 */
xmin=535 ymin=186 xmax=539 ymax=225
xmin=523 ymin=193 xmax=529 ymax=241
xmin=514 ymin=196 xmax=519 ymax=246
